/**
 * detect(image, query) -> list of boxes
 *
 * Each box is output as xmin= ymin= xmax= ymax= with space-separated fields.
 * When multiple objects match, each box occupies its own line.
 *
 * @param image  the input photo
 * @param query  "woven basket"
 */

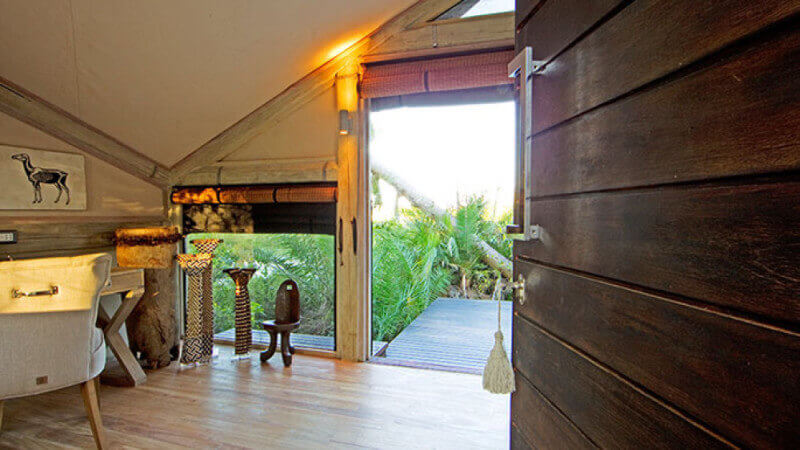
xmin=115 ymin=226 xmax=181 ymax=269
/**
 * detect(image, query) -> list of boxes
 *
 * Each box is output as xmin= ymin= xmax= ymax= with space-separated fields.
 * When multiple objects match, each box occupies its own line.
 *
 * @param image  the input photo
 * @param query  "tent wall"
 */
xmin=0 ymin=112 xmax=164 ymax=259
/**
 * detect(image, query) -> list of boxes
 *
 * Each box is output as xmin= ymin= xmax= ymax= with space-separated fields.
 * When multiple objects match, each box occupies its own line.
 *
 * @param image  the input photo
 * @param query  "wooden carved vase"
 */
xmin=189 ymin=238 xmax=223 ymax=357
xmin=223 ymin=268 xmax=256 ymax=356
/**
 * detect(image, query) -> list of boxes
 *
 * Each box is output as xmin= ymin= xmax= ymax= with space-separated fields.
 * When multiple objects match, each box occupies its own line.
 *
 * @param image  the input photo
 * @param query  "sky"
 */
xmin=461 ymin=0 xmax=515 ymax=17
xmin=369 ymin=101 xmax=515 ymax=221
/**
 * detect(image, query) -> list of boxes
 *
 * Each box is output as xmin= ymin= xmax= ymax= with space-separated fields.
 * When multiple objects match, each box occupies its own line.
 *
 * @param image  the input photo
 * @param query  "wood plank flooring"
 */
xmin=0 ymin=346 xmax=508 ymax=449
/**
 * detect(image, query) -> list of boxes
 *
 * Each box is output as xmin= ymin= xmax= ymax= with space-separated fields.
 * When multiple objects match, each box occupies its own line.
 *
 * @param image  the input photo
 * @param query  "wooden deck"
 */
xmin=215 ymin=330 xmax=387 ymax=356
xmin=215 ymin=329 xmax=336 ymax=351
xmin=375 ymin=298 xmax=512 ymax=374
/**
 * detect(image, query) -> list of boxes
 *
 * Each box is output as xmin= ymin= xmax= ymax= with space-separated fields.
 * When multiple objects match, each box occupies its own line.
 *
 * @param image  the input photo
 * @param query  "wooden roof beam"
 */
xmin=0 ymin=76 xmax=170 ymax=188
xmin=169 ymin=0 xmax=463 ymax=183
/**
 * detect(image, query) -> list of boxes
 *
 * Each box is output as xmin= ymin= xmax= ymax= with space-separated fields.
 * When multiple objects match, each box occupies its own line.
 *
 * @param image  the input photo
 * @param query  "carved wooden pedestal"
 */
xmin=223 ymin=268 xmax=256 ymax=356
xmin=260 ymin=321 xmax=300 ymax=367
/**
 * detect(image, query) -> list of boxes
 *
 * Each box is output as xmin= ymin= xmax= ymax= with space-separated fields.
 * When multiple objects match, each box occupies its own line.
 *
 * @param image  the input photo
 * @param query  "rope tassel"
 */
xmin=482 ymin=277 xmax=515 ymax=394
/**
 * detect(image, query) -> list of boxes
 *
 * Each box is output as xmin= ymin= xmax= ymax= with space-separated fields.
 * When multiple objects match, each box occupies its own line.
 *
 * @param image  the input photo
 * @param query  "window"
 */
xmin=175 ymin=184 xmax=339 ymax=352
xmin=435 ymin=0 xmax=514 ymax=20
xmin=185 ymin=232 xmax=336 ymax=351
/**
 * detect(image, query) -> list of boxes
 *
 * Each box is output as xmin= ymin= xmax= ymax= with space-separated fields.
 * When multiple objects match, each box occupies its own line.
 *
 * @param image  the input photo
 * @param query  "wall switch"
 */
xmin=0 ymin=230 xmax=18 ymax=244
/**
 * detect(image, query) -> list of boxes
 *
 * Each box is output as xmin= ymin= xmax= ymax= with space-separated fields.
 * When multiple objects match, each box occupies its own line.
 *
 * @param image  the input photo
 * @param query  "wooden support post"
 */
xmin=335 ymin=62 xmax=369 ymax=361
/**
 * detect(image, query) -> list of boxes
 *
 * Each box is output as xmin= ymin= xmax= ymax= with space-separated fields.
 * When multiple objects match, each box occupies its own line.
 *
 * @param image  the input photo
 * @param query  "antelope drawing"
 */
xmin=11 ymin=153 xmax=71 ymax=205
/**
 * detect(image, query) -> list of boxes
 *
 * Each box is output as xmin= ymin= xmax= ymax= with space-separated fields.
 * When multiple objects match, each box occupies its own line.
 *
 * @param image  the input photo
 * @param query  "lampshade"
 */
xmin=114 ymin=226 xmax=182 ymax=269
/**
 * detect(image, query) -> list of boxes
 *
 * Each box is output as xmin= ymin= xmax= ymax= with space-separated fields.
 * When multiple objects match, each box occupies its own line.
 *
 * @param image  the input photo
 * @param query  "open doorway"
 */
xmin=368 ymin=99 xmax=515 ymax=373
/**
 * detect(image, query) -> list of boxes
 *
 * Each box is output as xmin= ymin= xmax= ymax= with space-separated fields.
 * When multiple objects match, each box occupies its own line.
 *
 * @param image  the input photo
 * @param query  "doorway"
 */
xmin=367 ymin=99 xmax=515 ymax=373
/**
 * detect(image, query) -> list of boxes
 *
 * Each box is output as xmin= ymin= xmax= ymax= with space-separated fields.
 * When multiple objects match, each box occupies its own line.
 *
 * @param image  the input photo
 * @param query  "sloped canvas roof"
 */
xmin=0 ymin=0 xmax=417 ymax=166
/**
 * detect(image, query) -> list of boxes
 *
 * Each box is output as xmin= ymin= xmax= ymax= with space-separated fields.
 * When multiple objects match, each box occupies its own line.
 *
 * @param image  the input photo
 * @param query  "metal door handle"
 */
xmin=508 ymin=47 xmax=543 ymax=241
xmin=511 ymin=275 xmax=525 ymax=305
xmin=351 ymin=217 xmax=357 ymax=254
xmin=12 ymin=285 xmax=59 ymax=298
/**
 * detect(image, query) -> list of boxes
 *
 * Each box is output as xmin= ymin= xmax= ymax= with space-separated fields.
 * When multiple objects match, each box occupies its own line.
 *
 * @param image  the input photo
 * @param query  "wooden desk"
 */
xmin=98 ymin=267 xmax=146 ymax=387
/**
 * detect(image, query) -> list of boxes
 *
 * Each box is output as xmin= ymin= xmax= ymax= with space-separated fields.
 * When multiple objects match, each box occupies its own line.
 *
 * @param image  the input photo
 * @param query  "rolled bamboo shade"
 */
xmin=172 ymin=184 xmax=337 ymax=205
xmin=360 ymin=50 xmax=514 ymax=99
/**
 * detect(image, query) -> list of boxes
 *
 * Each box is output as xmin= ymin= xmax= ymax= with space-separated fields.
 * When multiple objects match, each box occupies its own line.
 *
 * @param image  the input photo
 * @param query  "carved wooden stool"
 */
xmin=260 ymin=280 xmax=300 ymax=367
xmin=259 ymin=320 xmax=300 ymax=366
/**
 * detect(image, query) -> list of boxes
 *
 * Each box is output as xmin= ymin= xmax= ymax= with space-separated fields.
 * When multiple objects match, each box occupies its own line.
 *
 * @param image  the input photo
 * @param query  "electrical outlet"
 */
xmin=0 ymin=230 xmax=18 ymax=244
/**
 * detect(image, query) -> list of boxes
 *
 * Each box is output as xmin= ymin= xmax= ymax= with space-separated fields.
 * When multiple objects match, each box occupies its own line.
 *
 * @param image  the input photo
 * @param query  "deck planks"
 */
xmin=379 ymin=298 xmax=512 ymax=373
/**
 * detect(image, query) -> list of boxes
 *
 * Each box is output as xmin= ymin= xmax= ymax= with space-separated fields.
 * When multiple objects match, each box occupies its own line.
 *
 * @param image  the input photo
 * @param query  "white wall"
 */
xmin=221 ymin=87 xmax=339 ymax=163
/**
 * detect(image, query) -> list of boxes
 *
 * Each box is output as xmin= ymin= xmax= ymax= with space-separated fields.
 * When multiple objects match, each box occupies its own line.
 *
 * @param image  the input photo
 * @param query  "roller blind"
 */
xmin=171 ymin=183 xmax=337 ymax=205
xmin=360 ymin=50 xmax=514 ymax=99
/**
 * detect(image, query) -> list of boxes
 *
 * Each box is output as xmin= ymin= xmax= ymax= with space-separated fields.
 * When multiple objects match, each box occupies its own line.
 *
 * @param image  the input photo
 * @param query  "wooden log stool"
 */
xmin=260 ymin=280 xmax=300 ymax=367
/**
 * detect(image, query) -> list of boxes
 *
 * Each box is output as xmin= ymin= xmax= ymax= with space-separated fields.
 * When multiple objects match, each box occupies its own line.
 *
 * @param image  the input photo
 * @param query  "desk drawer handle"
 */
xmin=12 ymin=286 xmax=59 ymax=299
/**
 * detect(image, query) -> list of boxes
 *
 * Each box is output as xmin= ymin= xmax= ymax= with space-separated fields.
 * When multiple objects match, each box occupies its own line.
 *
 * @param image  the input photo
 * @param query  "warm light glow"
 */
xmin=336 ymin=65 xmax=359 ymax=112
xmin=324 ymin=37 xmax=361 ymax=62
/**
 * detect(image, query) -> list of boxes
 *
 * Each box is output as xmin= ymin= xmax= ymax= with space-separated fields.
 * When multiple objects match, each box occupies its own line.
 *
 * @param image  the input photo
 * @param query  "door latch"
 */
xmin=511 ymin=274 xmax=525 ymax=305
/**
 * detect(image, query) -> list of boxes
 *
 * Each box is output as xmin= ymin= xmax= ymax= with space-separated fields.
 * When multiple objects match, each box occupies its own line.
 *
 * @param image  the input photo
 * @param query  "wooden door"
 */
xmin=510 ymin=1 xmax=800 ymax=448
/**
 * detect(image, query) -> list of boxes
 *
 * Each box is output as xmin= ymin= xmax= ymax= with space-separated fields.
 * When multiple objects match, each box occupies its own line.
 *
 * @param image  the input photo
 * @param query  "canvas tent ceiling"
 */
xmin=0 ymin=0 xmax=417 ymax=167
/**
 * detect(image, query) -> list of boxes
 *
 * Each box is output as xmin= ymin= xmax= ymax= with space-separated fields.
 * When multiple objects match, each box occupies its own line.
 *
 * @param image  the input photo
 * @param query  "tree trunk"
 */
xmin=371 ymin=161 xmax=513 ymax=279
xmin=126 ymin=251 xmax=180 ymax=369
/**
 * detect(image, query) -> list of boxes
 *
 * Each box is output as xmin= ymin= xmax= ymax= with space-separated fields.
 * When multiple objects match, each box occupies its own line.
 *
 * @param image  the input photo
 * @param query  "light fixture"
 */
xmin=338 ymin=109 xmax=352 ymax=135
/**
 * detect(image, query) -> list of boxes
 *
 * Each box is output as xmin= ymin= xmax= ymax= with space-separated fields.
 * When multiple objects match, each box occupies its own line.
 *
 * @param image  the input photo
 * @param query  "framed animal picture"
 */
xmin=0 ymin=145 xmax=87 ymax=210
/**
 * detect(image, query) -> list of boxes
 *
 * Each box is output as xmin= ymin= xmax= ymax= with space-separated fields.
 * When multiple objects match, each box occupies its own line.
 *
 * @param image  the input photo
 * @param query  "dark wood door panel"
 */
xmin=517 ymin=180 xmax=800 ymax=323
xmin=510 ymin=425 xmax=533 ymax=450
xmin=531 ymin=0 xmax=800 ymax=133
xmin=514 ymin=260 xmax=800 ymax=448
xmin=512 ymin=316 xmax=729 ymax=448
xmin=512 ymin=375 xmax=597 ymax=450
xmin=532 ymin=25 xmax=800 ymax=197
xmin=514 ymin=0 xmax=543 ymax=29
xmin=516 ymin=0 xmax=622 ymax=63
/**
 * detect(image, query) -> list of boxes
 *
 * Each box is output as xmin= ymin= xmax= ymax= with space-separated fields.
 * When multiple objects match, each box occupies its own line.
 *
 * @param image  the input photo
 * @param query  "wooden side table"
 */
xmin=98 ymin=267 xmax=146 ymax=387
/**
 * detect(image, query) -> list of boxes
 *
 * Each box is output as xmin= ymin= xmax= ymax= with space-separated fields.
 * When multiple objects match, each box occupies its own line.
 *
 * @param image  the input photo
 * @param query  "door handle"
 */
xmin=508 ymin=47 xmax=542 ymax=241
xmin=351 ymin=217 xmax=357 ymax=255
xmin=511 ymin=274 xmax=525 ymax=305
xmin=338 ymin=218 xmax=343 ymax=265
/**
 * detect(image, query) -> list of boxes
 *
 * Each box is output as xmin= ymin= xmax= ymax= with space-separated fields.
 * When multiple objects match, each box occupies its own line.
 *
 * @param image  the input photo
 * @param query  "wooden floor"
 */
xmin=378 ymin=298 xmax=512 ymax=374
xmin=0 ymin=346 xmax=509 ymax=449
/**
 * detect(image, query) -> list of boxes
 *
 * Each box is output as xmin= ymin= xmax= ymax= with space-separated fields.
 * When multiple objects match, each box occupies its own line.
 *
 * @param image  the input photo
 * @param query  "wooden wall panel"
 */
xmin=531 ymin=0 xmax=800 ymax=133
xmin=515 ymin=260 xmax=800 ymax=448
xmin=512 ymin=316 xmax=729 ymax=448
xmin=518 ymin=180 xmax=800 ymax=323
xmin=532 ymin=25 xmax=800 ymax=197
xmin=516 ymin=0 xmax=621 ymax=62
xmin=1 ymin=216 xmax=164 ymax=259
xmin=512 ymin=375 xmax=596 ymax=450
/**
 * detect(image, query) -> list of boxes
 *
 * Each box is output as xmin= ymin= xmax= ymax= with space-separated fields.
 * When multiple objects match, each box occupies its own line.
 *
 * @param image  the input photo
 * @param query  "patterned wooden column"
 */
xmin=190 ymin=238 xmax=223 ymax=358
xmin=223 ymin=268 xmax=256 ymax=356
xmin=176 ymin=254 xmax=213 ymax=364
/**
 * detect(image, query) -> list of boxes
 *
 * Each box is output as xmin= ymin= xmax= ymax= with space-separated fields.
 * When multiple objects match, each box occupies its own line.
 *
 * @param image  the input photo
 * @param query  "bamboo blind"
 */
xmin=171 ymin=184 xmax=337 ymax=205
xmin=360 ymin=50 xmax=514 ymax=99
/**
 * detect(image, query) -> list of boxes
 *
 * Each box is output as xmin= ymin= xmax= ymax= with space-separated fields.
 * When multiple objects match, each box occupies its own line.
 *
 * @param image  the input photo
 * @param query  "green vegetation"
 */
xmin=372 ymin=197 xmax=512 ymax=341
xmin=187 ymin=196 xmax=512 ymax=344
xmin=186 ymin=233 xmax=335 ymax=337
